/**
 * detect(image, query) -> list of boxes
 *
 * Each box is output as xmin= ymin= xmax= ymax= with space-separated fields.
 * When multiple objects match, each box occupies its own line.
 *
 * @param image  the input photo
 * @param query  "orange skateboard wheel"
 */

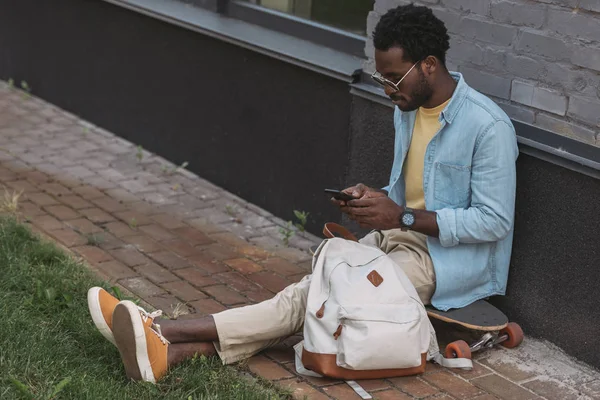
xmin=500 ymin=322 xmax=524 ymax=348
xmin=445 ymin=340 xmax=472 ymax=359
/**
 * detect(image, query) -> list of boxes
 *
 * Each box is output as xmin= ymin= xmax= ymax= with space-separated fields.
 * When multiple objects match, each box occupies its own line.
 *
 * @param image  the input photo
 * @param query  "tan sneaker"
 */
xmin=112 ymin=300 xmax=169 ymax=383
xmin=87 ymin=287 xmax=162 ymax=346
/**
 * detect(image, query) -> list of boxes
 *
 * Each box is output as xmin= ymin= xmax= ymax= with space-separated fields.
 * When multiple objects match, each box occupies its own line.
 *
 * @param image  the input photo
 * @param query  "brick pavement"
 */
xmin=1 ymin=81 xmax=599 ymax=399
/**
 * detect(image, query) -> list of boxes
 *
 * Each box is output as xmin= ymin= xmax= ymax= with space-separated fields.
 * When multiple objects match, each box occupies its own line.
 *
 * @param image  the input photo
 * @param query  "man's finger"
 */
xmin=346 ymin=206 xmax=374 ymax=217
xmin=347 ymin=197 xmax=377 ymax=208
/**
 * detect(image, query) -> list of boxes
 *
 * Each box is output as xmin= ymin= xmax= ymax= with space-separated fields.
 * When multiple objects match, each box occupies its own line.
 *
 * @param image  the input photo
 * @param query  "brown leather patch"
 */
xmin=367 ymin=270 xmax=384 ymax=287
xmin=302 ymin=349 xmax=426 ymax=379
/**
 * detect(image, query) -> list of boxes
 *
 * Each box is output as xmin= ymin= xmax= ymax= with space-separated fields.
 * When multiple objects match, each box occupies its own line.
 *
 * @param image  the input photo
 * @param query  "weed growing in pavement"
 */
xmin=279 ymin=210 xmax=310 ymax=246
xmin=128 ymin=217 xmax=138 ymax=229
xmin=7 ymin=78 xmax=14 ymax=88
xmin=86 ymin=233 xmax=104 ymax=247
xmin=0 ymin=187 xmax=23 ymax=215
xmin=136 ymin=145 xmax=144 ymax=162
xmin=20 ymin=80 xmax=31 ymax=98
xmin=162 ymin=161 xmax=189 ymax=175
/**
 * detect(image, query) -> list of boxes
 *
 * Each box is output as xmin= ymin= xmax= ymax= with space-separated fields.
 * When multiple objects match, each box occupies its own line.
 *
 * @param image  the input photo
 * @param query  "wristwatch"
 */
xmin=399 ymin=207 xmax=416 ymax=231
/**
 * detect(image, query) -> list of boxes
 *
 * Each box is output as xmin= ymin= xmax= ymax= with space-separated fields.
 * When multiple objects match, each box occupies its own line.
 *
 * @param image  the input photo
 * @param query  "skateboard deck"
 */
xmin=426 ymin=300 xmax=508 ymax=331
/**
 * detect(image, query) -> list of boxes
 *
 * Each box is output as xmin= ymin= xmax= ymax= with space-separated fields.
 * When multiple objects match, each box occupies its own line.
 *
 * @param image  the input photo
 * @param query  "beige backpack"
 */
xmin=294 ymin=237 xmax=471 ymax=398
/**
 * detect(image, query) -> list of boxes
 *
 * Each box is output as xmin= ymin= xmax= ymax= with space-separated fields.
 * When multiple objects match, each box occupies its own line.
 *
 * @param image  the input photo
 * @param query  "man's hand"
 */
xmin=330 ymin=183 xmax=387 ymax=208
xmin=345 ymin=196 xmax=403 ymax=230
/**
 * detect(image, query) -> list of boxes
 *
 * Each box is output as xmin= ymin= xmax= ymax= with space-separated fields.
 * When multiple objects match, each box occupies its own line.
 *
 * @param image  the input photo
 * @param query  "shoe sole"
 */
xmin=113 ymin=300 xmax=156 ymax=383
xmin=87 ymin=287 xmax=116 ymax=346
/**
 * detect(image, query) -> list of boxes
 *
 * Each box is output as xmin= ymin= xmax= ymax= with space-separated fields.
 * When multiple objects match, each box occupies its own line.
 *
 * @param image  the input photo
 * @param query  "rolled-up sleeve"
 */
xmin=437 ymin=120 xmax=518 ymax=247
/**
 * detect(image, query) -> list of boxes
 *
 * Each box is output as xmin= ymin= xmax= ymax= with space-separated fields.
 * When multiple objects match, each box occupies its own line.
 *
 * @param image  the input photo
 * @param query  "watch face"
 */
xmin=402 ymin=212 xmax=415 ymax=227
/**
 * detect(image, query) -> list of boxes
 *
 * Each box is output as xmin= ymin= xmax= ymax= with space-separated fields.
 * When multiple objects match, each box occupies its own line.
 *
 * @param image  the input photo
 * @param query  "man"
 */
xmin=88 ymin=4 xmax=518 ymax=383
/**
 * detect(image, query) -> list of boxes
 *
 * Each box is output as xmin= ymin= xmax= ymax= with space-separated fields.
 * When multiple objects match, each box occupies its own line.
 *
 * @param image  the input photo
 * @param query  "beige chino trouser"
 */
xmin=212 ymin=230 xmax=436 ymax=365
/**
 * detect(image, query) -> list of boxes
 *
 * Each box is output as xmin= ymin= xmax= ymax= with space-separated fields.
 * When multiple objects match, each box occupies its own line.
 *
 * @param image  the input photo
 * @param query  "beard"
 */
xmin=395 ymin=70 xmax=433 ymax=112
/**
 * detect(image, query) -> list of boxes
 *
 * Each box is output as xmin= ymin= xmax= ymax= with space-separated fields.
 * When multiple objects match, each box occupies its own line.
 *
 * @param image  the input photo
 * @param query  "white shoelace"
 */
xmin=138 ymin=307 xmax=170 ymax=345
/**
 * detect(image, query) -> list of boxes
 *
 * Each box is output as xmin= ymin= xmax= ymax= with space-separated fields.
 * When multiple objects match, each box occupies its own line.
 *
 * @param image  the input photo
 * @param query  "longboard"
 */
xmin=426 ymin=300 xmax=508 ymax=331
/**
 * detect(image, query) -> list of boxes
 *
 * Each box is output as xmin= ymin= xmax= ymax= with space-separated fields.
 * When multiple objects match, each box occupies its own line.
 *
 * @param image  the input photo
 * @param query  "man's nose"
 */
xmin=384 ymin=85 xmax=397 ymax=97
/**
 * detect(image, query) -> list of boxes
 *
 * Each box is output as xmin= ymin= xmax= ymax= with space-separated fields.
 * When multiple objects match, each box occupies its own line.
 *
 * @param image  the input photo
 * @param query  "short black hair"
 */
xmin=373 ymin=4 xmax=450 ymax=65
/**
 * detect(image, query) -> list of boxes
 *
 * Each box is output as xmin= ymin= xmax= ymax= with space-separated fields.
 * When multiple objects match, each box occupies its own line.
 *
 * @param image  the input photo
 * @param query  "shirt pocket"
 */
xmin=433 ymin=162 xmax=471 ymax=207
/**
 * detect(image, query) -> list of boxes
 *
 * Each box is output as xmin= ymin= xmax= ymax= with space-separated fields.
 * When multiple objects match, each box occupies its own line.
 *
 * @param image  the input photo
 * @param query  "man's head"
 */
xmin=372 ymin=4 xmax=450 ymax=111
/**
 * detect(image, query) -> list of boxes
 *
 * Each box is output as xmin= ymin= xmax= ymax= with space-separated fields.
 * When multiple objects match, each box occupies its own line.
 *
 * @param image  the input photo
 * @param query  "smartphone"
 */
xmin=324 ymin=189 xmax=356 ymax=202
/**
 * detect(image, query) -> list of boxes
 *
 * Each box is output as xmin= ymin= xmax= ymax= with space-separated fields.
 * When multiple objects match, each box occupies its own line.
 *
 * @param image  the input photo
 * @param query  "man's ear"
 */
xmin=422 ymin=56 xmax=438 ymax=76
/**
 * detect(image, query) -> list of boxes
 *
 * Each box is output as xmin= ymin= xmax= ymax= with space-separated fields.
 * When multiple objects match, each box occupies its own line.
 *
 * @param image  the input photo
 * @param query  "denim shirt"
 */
xmin=384 ymin=72 xmax=519 ymax=311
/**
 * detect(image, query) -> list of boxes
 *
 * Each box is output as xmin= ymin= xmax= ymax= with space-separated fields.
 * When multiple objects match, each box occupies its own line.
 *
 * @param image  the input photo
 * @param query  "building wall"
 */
xmin=365 ymin=0 xmax=600 ymax=146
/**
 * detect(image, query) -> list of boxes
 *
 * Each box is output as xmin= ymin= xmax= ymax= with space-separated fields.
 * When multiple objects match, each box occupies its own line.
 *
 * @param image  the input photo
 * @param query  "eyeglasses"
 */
xmin=371 ymin=61 xmax=420 ymax=92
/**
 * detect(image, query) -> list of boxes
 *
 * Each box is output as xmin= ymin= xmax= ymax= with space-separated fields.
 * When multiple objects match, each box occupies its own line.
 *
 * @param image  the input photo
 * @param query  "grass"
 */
xmin=0 ymin=216 xmax=290 ymax=399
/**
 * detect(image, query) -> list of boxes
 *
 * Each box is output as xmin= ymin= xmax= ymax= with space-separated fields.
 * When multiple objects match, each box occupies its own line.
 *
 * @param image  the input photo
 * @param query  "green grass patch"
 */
xmin=0 ymin=217 xmax=290 ymax=399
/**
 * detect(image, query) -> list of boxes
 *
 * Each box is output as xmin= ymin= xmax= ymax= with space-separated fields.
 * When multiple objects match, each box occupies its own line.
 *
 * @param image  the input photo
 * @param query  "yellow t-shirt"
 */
xmin=404 ymin=99 xmax=451 ymax=209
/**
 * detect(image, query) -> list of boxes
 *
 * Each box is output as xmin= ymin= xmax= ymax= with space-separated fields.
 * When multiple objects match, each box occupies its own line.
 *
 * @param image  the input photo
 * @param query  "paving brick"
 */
xmin=248 ymin=271 xmax=291 ymax=293
xmin=224 ymin=258 xmax=263 ymax=274
xmin=122 ymin=235 xmax=164 ymax=253
xmin=139 ymin=224 xmax=176 ymax=241
xmin=198 ymin=243 xmax=240 ymax=261
xmin=150 ymin=213 xmax=186 ymax=229
xmin=78 ymin=207 xmax=115 ymax=224
xmin=39 ymin=182 xmax=72 ymax=197
xmin=32 ymin=214 xmax=64 ymax=231
xmin=244 ymin=288 xmax=274 ymax=303
xmin=214 ymin=271 xmax=261 ymax=292
xmin=149 ymin=250 xmax=193 ymax=269
xmin=389 ymin=376 xmax=439 ymax=398
xmin=187 ymin=252 xmax=230 ymax=274
xmin=274 ymin=246 xmax=312 ymax=263
xmin=355 ymin=379 xmax=390 ymax=392
xmin=161 ymin=280 xmax=208 ymax=301
xmin=19 ymin=201 xmax=46 ymax=218
xmin=93 ymin=260 xmax=138 ymax=280
xmin=453 ymin=360 xmax=494 ymax=380
xmin=114 ymin=210 xmax=152 ymax=226
xmin=91 ymin=196 xmax=128 ymax=213
xmin=119 ymin=277 xmax=165 ymax=298
xmin=171 ymin=226 xmax=213 ymax=245
xmin=71 ymin=185 xmax=104 ymax=200
xmin=58 ymin=195 xmax=93 ymax=210
xmin=6 ymin=179 xmax=38 ymax=193
xmin=48 ymin=228 xmax=87 ymax=247
xmin=323 ymin=383 xmax=363 ymax=399
xmin=28 ymin=192 xmax=59 ymax=206
xmin=134 ymin=261 xmax=179 ymax=284
xmin=423 ymin=371 xmax=482 ymax=398
xmin=260 ymin=257 xmax=306 ymax=276
xmin=73 ymin=245 xmax=113 ymax=264
xmin=104 ymin=188 xmax=140 ymax=203
xmin=277 ymin=379 xmax=330 ymax=400
xmin=478 ymin=358 xmax=536 ymax=382
xmin=43 ymin=205 xmax=79 ymax=220
xmin=372 ymin=390 xmax=412 ymax=400
xmin=265 ymin=344 xmax=296 ymax=363
xmin=572 ymin=44 xmax=600 ymax=73
xmin=235 ymin=244 xmax=271 ymax=261
xmin=23 ymin=170 xmax=50 ymax=183
xmin=187 ymin=217 xmax=226 ymax=234
xmin=523 ymin=378 xmax=582 ymax=400
xmin=104 ymin=221 xmax=138 ymax=238
xmin=202 ymin=285 xmax=247 ymax=305
xmin=94 ymin=232 xmax=125 ymax=250
xmin=210 ymin=231 xmax=249 ymax=248
xmin=163 ymin=239 xmax=202 ymax=257
xmin=189 ymin=298 xmax=227 ymax=316
xmin=65 ymin=218 xmax=103 ymax=234
xmin=471 ymin=374 xmax=538 ymax=400
xmin=174 ymin=267 xmax=218 ymax=287
xmin=144 ymin=294 xmax=184 ymax=317
xmin=247 ymin=355 xmax=294 ymax=380
xmin=109 ymin=247 xmax=152 ymax=267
